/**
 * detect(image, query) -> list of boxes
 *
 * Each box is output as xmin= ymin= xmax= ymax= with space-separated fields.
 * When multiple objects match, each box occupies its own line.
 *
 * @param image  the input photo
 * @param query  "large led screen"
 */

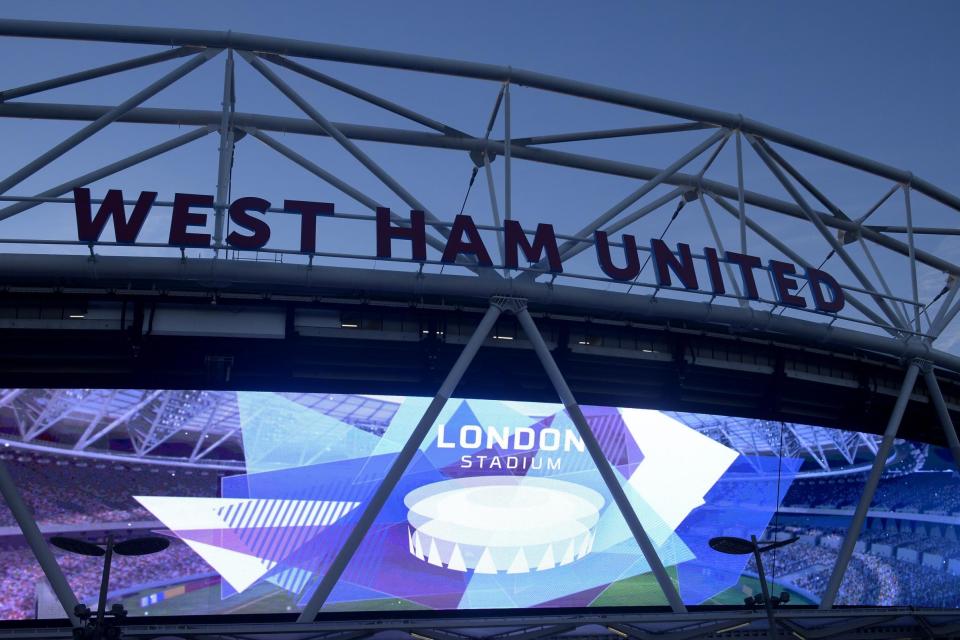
xmin=0 ymin=389 xmax=957 ymax=619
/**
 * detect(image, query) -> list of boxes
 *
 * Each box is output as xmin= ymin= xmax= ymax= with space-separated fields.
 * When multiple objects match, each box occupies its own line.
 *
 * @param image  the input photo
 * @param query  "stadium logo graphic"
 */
xmin=404 ymin=476 xmax=604 ymax=573
xmin=438 ymin=423 xmax=586 ymax=471
xmin=137 ymin=394 xmax=751 ymax=608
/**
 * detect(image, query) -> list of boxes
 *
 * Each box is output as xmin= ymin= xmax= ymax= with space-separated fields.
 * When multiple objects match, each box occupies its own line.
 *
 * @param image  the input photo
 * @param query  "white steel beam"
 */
xmin=818 ymin=362 xmax=920 ymax=608
xmin=748 ymin=136 xmax=908 ymax=333
xmin=213 ymin=50 xmax=236 ymax=250
xmin=240 ymin=51 xmax=495 ymax=276
xmin=296 ymin=303 xmax=503 ymax=621
xmin=0 ymin=48 xmax=219 ymax=196
xmin=74 ymin=389 xmax=164 ymax=450
xmin=0 ymin=45 xmax=198 ymax=102
xmin=0 ymin=125 xmax=214 ymax=221
xmin=515 ymin=303 xmax=687 ymax=613
xmin=0 ymin=461 xmax=80 ymax=625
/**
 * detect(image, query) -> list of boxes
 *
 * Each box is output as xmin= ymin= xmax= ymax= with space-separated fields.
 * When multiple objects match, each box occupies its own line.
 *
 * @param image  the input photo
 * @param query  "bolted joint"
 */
xmin=911 ymin=357 xmax=933 ymax=374
xmin=490 ymin=296 xmax=527 ymax=315
xmin=469 ymin=148 xmax=494 ymax=168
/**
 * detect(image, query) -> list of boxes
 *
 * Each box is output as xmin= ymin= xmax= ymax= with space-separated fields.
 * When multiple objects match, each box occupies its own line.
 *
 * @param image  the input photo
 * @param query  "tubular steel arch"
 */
xmin=0 ymin=19 xmax=958 ymax=635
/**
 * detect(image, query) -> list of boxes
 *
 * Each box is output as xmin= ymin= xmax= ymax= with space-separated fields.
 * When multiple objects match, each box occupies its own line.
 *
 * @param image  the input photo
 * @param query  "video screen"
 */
xmin=0 ymin=389 xmax=957 ymax=618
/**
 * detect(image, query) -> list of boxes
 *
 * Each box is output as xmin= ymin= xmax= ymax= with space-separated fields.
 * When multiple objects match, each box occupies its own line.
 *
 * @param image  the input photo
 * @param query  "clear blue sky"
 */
xmin=2 ymin=0 xmax=954 ymax=182
xmin=0 ymin=1 xmax=957 ymax=347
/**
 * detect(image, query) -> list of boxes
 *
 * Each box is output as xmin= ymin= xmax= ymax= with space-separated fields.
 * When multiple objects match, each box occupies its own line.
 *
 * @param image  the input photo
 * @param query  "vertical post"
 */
xmin=751 ymin=536 xmax=777 ymax=640
xmin=482 ymin=153 xmax=505 ymax=272
xmin=96 ymin=536 xmax=113 ymax=628
xmin=903 ymin=185 xmax=920 ymax=333
xmin=923 ymin=367 xmax=960 ymax=472
xmin=819 ymin=361 xmax=920 ymax=608
xmin=214 ymin=50 xmax=236 ymax=251
xmin=504 ymin=81 xmax=511 ymax=223
xmin=514 ymin=306 xmax=687 ymax=613
xmin=0 ymin=461 xmax=80 ymax=625
xmin=735 ymin=130 xmax=747 ymax=255
xmin=297 ymin=304 xmax=503 ymax=622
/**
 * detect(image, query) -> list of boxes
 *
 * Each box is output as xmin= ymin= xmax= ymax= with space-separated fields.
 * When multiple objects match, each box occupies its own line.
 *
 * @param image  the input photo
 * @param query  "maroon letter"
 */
xmin=227 ymin=197 xmax=271 ymax=250
xmin=504 ymin=220 xmax=562 ymax=273
xmin=440 ymin=215 xmax=493 ymax=266
xmin=769 ymin=260 xmax=806 ymax=308
xmin=651 ymin=240 xmax=698 ymax=290
xmin=74 ymin=187 xmax=156 ymax=244
xmin=808 ymin=267 xmax=845 ymax=312
xmin=594 ymin=231 xmax=640 ymax=281
xmin=376 ymin=208 xmax=426 ymax=261
xmin=725 ymin=250 xmax=762 ymax=299
xmin=284 ymin=200 xmax=333 ymax=253
xmin=704 ymin=247 xmax=726 ymax=295
xmin=168 ymin=193 xmax=213 ymax=247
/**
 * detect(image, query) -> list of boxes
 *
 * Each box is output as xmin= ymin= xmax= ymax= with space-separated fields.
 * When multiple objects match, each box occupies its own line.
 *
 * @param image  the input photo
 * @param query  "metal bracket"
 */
xmin=490 ymin=295 xmax=527 ymax=314
xmin=911 ymin=357 xmax=933 ymax=374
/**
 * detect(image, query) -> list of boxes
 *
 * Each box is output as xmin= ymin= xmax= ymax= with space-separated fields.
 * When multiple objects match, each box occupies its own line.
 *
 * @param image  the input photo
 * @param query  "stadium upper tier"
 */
xmin=0 ymin=388 xmax=926 ymax=474
xmin=0 ymin=389 xmax=403 ymax=468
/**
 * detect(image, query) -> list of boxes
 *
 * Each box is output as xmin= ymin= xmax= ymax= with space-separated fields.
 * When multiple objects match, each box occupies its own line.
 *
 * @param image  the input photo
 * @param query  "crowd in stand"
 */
xmin=1 ymin=449 xmax=960 ymax=618
xmin=744 ymin=529 xmax=960 ymax=607
xmin=0 ymin=454 xmax=221 ymax=526
xmin=0 ymin=541 xmax=213 ymax=620
xmin=0 ymin=454 xmax=222 ymax=619
xmin=783 ymin=472 xmax=960 ymax=514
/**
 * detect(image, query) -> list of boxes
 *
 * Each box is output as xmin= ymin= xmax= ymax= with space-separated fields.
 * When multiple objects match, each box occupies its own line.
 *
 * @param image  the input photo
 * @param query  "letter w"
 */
xmin=74 ymin=188 xmax=157 ymax=243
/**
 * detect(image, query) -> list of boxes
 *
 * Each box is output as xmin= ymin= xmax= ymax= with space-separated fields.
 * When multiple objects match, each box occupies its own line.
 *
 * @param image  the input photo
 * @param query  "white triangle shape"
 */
xmin=182 ymin=539 xmax=275 ymax=592
xmin=507 ymin=548 xmax=529 ymax=574
xmin=560 ymin=539 xmax=576 ymax=565
xmin=475 ymin=547 xmax=498 ymax=574
xmin=407 ymin=527 xmax=414 ymax=555
xmin=135 ymin=495 xmax=247 ymax=530
xmin=536 ymin=544 xmax=555 ymax=571
xmin=413 ymin=531 xmax=424 ymax=560
xmin=427 ymin=537 xmax=443 ymax=567
xmin=448 ymin=544 xmax=467 ymax=572
xmin=578 ymin=532 xmax=592 ymax=558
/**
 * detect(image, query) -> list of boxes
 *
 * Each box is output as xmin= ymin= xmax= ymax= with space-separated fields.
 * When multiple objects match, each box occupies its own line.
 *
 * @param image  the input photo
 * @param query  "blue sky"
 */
xmin=0 ymin=1 xmax=957 ymax=348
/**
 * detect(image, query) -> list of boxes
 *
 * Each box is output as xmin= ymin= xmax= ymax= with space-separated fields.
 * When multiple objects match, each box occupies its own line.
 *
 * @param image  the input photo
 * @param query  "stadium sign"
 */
xmin=73 ymin=187 xmax=846 ymax=313
xmin=135 ymin=393 xmax=746 ymax=601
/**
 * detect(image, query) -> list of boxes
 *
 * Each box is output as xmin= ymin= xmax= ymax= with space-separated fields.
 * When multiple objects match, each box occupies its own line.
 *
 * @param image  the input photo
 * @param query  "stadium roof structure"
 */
xmin=0 ymin=18 xmax=958 ymax=639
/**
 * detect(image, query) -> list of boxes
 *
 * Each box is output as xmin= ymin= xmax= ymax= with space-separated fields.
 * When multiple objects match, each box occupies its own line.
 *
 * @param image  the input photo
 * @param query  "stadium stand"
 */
xmin=0 ymin=444 xmax=958 ymax=617
xmin=783 ymin=472 xmax=960 ymax=514
xmin=0 ymin=541 xmax=213 ymax=620
xmin=0 ymin=453 xmax=221 ymax=526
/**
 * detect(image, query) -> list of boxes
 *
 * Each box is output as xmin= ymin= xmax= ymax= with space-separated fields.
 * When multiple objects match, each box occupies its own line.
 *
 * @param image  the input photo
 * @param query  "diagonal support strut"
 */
xmin=297 ymin=304 xmax=503 ymax=621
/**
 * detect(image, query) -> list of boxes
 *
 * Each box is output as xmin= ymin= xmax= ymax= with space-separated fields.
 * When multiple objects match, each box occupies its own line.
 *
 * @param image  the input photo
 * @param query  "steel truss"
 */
xmin=0 ymin=18 xmax=957 ymax=635
xmin=0 ymin=388 xmax=244 ymax=468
